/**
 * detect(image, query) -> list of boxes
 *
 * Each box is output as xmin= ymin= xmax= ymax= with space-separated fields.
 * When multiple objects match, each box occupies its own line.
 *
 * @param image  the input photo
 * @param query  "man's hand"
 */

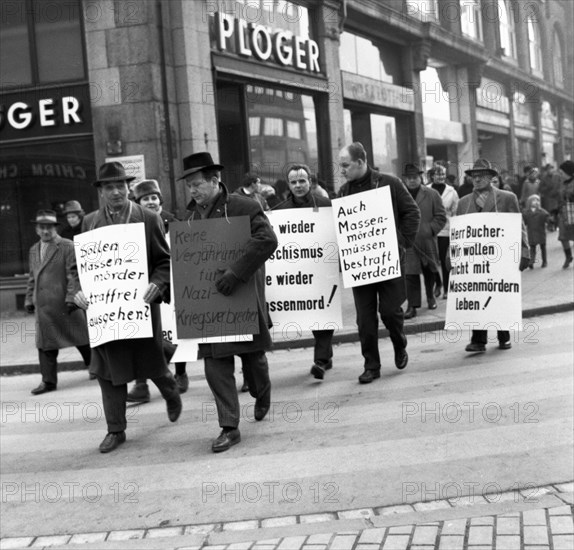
xmin=73 ymin=290 xmax=89 ymax=310
xmin=215 ymin=268 xmax=240 ymax=296
xmin=143 ymin=282 xmax=161 ymax=303
xmin=66 ymin=302 xmax=79 ymax=314
xmin=25 ymin=304 xmax=35 ymax=314
xmin=519 ymin=257 xmax=530 ymax=271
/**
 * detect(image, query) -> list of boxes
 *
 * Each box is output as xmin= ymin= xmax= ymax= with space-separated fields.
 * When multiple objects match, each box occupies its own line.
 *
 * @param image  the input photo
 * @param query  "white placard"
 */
xmin=446 ymin=213 xmax=523 ymax=331
xmin=332 ymin=187 xmax=401 ymax=288
xmin=265 ymin=208 xmax=343 ymax=333
xmin=75 ymin=223 xmax=152 ymax=346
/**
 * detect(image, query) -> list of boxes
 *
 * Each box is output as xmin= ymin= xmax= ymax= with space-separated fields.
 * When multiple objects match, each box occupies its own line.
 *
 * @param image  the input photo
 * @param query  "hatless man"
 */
xmin=180 ymin=152 xmax=277 ymax=452
xmin=25 ymin=210 xmax=91 ymax=394
xmin=74 ymin=162 xmax=182 ymax=453
xmin=338 ymin=142 xmax=420 ymax=383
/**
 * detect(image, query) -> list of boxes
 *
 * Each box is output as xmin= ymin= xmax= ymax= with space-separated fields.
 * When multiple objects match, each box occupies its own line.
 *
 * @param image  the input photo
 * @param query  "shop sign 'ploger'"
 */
xmin=0 ymin=96 xmax=83 ymax=131
xmin=215 ymin=12 xmax=320 ymax=73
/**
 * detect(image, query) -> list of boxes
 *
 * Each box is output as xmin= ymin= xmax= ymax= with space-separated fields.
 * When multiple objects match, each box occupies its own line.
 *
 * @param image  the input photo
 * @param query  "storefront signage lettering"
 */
xmin=0 ymin=96 xmax=82 ymax=131
xmin=215 ymin=12 xmax=320 ymax=73
xmin=0 ymin=162 xmax=87 ymax=180
xmin=341 ymin=72 xmax=415 ymax=112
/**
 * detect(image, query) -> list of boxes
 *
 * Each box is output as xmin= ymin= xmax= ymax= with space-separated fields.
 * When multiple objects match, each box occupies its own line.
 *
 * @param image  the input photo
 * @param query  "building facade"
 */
xmin=1 ymin=0 xmax=572 ymax=311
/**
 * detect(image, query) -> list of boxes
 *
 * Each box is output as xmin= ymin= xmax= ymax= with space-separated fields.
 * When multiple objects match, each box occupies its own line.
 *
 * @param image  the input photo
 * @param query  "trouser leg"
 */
xmin=204 ymin=356 xmax=239 ymax=429
xmin=352 ymin=285 xmax=381 ymax=370
xmin=39 ymin=349 xmax=58 ymax=386
xmin=98 ymin=377 xmax=127 ymax=433
xmin=541 ymin=243 xmax=547 ymax=264
xmin=151 ymin=371 xmax=178 ymax=399
xmin=471 ymin=330 xmax=487 ymax=345
xmin=498 ymin=331 xmax=510 ymax=344
xmin=77 ymin=344 xmax=91 ymax=366
xmin=405 ymin=274 xmax=422 ymax=308
xmin=240 ymin=351 xmax=271 ymax=406
xmin=312 ymin=330 xmax=334 ymax=365
xmin=438 ymin=236 xmax=450 ymax=291
xmin=529 ymin=245 xmax=537 ymax=265
xmin=380 ymin=307 xmax=407 ymax=351
xmin=422 ymin=264 xmax=436 ymax=303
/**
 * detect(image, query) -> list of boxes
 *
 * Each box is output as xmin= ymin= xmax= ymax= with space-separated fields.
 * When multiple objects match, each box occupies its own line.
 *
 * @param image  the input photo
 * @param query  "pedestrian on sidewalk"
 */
xmin=25 ymin=210 xmax=91 ymax=395
xmin=403 ymin=163 xmax=447 ymax=320
xmin=522 ymin=194 xmax=549 ymax=268
xmin=181 ymin=152 xmax=277 ymax=453
xmin=557 ymin=160 xmax=574 ymax=269
xmin=59 ymin=200 xmax=85 ymax=240
xmin=126 ymin=179 xmax=189 ymax=403
xmin=73 ymin=162 xmax=182 ymax=454
xmin=338 ymin=142 xmax=420 ymax=383
xmin=457 ymin=159 xmax=529 ymax=353
xmin=272 ymin=163 xmax=334 ymax=380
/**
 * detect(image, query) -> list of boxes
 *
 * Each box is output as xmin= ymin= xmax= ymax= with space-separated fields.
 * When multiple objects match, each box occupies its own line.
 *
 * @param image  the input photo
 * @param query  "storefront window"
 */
xmin=370 ymin=114 xmax=399 ymax=175
xmin=420 ymin=68 xmax=451 ymax=121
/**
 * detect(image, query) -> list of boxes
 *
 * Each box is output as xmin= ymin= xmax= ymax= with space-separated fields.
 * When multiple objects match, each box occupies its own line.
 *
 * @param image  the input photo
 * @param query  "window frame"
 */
xmin=497 ymin=0 xmax=517 ymax=60
xmin=526 ymin=16 xmax=543 ymax=75
xmin=460 ymin=0 xmax=483 ymax=41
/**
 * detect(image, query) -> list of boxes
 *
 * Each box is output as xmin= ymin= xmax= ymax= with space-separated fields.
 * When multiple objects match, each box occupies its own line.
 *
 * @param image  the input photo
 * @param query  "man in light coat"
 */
xmin=25 ymin=210 xmax=91 ymax=395
xmin=74 ymin=162 xmax=182 ymax=453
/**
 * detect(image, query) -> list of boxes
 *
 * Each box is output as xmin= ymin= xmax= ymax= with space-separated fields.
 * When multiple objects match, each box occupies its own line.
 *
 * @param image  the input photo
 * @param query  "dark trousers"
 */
xmin=406 ymin=265 xmax=436 ymax=308
xmin=529 ymin=243 xmax=547 ymax=265
xmin=471 ymin=330 xmax=510 ymax=345
xmin=204 ymin=351 xmax=270 ymax=429
xmin=39 ymin=345 xmax=91 ymax=386
xmin=98 ymin=371 xmax=177 ymax=432
xmin=352 ymin=285 xmax=407 ymax=371
xmin=437 ymin=236 xmax=450 ymax=292
xmin=312 ymin=330 xmax=334 ymax=365
xmin=135 ymin=340 xmax=186 ymax=384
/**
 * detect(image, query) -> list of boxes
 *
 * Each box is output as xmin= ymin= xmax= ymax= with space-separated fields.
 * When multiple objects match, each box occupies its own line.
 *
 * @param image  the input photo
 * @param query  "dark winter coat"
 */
xmin=558 ymin=177 xmax=574 ymax=242
xmin=81 ymin=203 xmax=171 ymax=385
xmin=187 ymin=183 xmax=278 ymax=359
xmin=273 ymin=191 xmax=332 ymax=210
xmin=522 ymin=207 xmax=549 ymax=246
xmin=405 ymin=185 xmax=446 ymax=275
xmin=25 ymin=235 xmax=89 ymax=350
xmin=337 ymin=169 xmax=420 ymax=310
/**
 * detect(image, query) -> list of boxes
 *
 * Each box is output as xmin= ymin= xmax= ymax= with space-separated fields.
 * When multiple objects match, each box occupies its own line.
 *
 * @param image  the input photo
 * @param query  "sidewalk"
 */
xmin=1 ymin=236 xmax=572 ymax=375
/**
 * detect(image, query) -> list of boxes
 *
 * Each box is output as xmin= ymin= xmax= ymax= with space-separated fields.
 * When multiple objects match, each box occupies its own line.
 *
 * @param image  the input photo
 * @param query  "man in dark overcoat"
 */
xmin=74 ymin=162 xmax=182 ymax=453
xmin=181 ymin=152 xmax=278 ymax=453
xmin=338 ymin=142 xmax=420 ymax=384
xmin=457 ymin=159 xmax=530 ymax=353
xmin=25 ymin=210 xmax=91 ymax=395
xmin=402 ymin=163 xmax=447 ymax=319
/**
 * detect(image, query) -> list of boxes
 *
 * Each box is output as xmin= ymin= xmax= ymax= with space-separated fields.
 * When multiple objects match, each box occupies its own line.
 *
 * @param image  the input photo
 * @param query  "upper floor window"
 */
xmin=460 ymin=0 xmax=483 ymax=41
xmin=0 ymin=0 xmax=86 ymax=88
xmin=552 ymin=31 xmax=564 ymax=88
xmin=404 ymin=0 xmax=439 ymax=22
xmin=497 ymin=0 xmax=516 ymax=59
xmin=527 ymin=16 xmax=543 ymax=74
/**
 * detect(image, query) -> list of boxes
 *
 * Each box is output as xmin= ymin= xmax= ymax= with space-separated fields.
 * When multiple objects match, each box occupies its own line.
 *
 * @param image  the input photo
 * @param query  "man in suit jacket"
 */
xmin=181 ymin=152 xmax=278 ymax=453
xmin=457 ymin=159 xmax=530 ymax=353
xmin=25 ymin=210 xmax=91 ymax=395
xmin=338 ymin=142 xmax=420 ymax=384
xmin=74 ymin=162 xmax=182 ymax=453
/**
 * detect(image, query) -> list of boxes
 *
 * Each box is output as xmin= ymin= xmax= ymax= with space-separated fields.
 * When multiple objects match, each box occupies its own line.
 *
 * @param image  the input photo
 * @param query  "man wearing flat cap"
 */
xmin=74 ymin=161 xmax=182 ymax=453
xmin=180 ymin=152 xmax=278 ymax=453
xmin=25 ymin=210 xmax=91 ymax=395
xmin=457 ymin=158 xmax=530 ymax=353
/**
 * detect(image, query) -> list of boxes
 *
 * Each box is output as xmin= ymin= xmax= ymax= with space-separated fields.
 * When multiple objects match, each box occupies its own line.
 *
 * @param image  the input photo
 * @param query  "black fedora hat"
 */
xmin=402 ymin=163 xmax=423 ymax=177
xmin=178 ymin=152 xmax=224 ymax=180
xmin=465 ymin=158 xmax=499 ymax=177
xmin=30 ymin=209 xmax=60 ymax=225
xmin=93 ymin=161 xmax=136 ymax=187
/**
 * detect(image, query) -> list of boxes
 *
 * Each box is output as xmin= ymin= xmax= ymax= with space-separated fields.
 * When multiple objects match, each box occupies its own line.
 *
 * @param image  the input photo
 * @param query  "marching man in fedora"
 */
xmin=25 ymin=210 xmax=91 ymax=395
xmin=74 ymin=162 xmax=182 ymax=453
xmin=457 ymin=159 xmax=530 ymax=353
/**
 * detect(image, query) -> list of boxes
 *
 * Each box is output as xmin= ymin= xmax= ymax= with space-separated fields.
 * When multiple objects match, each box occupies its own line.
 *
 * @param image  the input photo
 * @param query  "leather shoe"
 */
xmin=465 ymin=342 xmax=486 ymax=353
xmin=434 ymin=283 xmax=442 ymax=298
xmin=428 ymin=298 xmax=437 ymax=310
xmin=165 ymin=391 xmax=182 ymax=422
xmin=127 ymin=383 xmax=150 ymax=403
xmin=310 ymin=363 xmax=325 ymax=380
xmin=404 ymin=306 xmax=417 ymax=319
xmin=212 ymin=428 xmax=241 ymax=453
xmin=99 ymin=431 xmax=126 ymax=453
xmin=254 ymin=402 xmax=270 ymax=421
xmin=395 ymin=348 xmax=408 ymax=370
xmin=31 ymin=382 xmax=56 ymax=395
xmin=358 ymin=369 xmax=380 ymax=384
xmin=498 ymin=341 xmax=512 ymax=350
xmin=174 ymin=373 xmax=189 ymax=394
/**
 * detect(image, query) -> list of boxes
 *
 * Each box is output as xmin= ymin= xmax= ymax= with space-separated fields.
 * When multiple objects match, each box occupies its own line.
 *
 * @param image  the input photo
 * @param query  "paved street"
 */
xmin=1 ymin=310 xmax=572 ymax=548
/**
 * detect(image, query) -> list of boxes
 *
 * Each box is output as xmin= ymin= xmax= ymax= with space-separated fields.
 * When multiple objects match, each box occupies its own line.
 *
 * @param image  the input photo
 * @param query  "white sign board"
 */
xmin=265 ymin=208 xmax=343 ymax=333
xmin=105 ymin=154 xmax=145 ymax=184
xmin=332 ymin=187 xmax=401 ymax=288
xmin=75 ymin=223 xmax=152 ymax=346
xmin=446 ymin=213 xmax=523 ymax=331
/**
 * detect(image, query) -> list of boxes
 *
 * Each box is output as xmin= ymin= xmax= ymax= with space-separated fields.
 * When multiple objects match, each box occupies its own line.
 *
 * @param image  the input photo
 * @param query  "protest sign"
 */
xmin=170 ymin=217 xmax=258 ymax=339
xmin=265 ymin=208 xmax=342 ymax=333
xmin=446 ymin=213 xmax=522 ymax=330
xmin=332 ymin=187 xmax=400 ymax=287
xmin=74 ymin=223 xmax=151 ymax=346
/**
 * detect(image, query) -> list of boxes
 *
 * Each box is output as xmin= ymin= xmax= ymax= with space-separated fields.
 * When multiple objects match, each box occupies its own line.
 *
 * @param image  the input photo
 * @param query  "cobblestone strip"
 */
xmin=0 ymin=483 xmax=572 ymax=549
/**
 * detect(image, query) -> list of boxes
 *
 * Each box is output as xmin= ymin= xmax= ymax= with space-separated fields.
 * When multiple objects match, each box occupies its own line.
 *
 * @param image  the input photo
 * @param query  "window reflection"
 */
xmin=339 ymin=32 xmax=397 ymax=83
xmin=371 ymin=114 xmax=398 ymax=175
